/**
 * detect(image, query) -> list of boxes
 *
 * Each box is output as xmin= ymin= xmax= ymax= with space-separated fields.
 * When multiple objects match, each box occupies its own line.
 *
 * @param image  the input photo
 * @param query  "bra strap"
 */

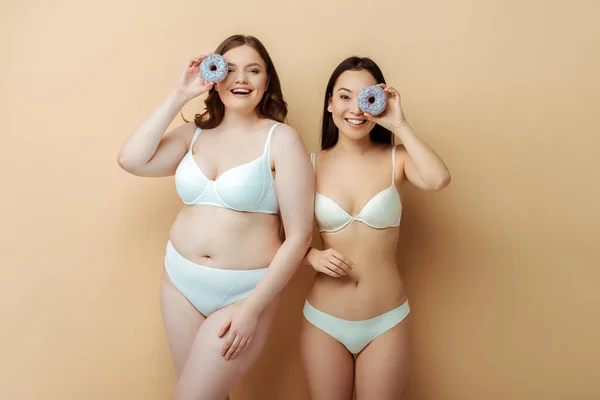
xmin=263 ymin=122 xmax=281 ymax=155
xmin=189 ymin=128 xmax=201 ymax=150
xmin=263 ymin=122 xmax=281 ymax=174
xmin=310 ymin=152 xmax=316 ymax=171
xmin=391 ymin=145 xmax=398 ymax=183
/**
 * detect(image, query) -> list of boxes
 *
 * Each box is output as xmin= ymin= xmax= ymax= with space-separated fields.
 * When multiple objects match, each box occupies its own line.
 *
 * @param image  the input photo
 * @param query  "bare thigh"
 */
xmin=173 ymin=297 xmax=280 ymax=400
xmin=160 ymin=273 xmax=205 ymax=375
xmin=300 ymin=318 xmax=355 ymax=400
xmin=354 ymin=316 xmax=411 ymax=400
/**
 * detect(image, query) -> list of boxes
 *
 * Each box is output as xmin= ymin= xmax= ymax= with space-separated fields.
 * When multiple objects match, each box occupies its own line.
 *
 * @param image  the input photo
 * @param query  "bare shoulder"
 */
xmin=167 ymin=121 xmax=199 ymax=150
xmin=314 ymin=147 xmax=334 ymax=163
xmin=313 ymin=149 xmax=323 ymax=162
xmin=393 ymin=143 xmax=409 ymax=161
xmin=367 ymin=142 xmax=395 ymax=161
xmin=174 ymin=120 xmax=198 ymax=135
xmin=379 ymin=142 xmax=397 ymax=154
xmin=392 ymin=144 xmax=409 ymax=183
xmin=270 ymin=123 xmax=305 ymax=152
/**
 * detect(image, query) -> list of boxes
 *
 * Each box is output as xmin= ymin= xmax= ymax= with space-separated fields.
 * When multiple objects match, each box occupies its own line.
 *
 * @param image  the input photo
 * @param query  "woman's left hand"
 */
xmin=363 ymin=84 xmax=407 ymax=131
xmin=218 ymin=305 xmax=260 ymax=360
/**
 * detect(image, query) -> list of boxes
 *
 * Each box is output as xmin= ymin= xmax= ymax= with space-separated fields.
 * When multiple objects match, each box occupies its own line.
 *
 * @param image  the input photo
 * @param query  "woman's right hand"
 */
xmin=174 ymin=56 xmax=215 ymax=101
xmin=307 ymin=248 xmax=355 ymax=277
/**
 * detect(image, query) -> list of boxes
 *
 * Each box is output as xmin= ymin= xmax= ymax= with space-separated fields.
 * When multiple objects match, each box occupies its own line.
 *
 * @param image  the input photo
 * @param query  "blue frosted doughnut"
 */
xmin=357 ymin=85 xmax=387 ymax=116
xmin=200 ymin=54 xmax=228 ymax=83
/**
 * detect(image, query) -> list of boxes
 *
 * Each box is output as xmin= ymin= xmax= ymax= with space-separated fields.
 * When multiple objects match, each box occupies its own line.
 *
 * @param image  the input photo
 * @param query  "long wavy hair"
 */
xmin=191 ymin=35 xmax=287 ymax=129
xmin=321 ymin=57 xmax=393 ymax=150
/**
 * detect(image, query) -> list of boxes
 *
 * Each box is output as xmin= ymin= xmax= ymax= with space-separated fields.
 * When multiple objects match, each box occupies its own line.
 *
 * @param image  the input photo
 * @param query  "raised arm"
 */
xmin=117 ymin=57 xmax=214 ymax=177
xmin=364 ymin=84 xmax=451 ymax=191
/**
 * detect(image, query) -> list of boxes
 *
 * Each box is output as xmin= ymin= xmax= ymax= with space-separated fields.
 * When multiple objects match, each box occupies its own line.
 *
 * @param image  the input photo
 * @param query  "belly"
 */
xmin=169 ymin=205 xmax=282 ymax=270
xmin=307 ymin=223 xmax=407 ymax=320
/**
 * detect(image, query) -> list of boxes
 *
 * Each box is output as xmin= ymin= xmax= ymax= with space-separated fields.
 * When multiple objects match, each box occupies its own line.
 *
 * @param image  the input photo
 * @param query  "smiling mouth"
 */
xmin=230 ymin=88 xmax=253 ymax=96
xmin=345 ymin=118 xmax=366 ymax=127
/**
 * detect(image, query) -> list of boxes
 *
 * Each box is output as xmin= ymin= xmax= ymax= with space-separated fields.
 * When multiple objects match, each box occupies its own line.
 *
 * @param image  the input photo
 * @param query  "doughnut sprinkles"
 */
xmin=357 ymin=85 xmax=387 ymax=116
xmin=200 ymin=54 xmax=228 ymax=83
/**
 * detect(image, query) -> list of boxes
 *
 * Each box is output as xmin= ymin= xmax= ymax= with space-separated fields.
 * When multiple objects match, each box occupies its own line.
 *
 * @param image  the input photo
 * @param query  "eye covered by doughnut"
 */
xmin=357 ymin=85 xmax=388 ymax=116
xmin=200 ymin=54 xmax=228 ymax=83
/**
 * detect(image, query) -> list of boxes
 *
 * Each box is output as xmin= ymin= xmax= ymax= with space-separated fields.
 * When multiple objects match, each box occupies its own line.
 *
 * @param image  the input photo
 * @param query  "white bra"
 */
xmin=312 ymin=146 xmax=402 ymax=233
xmin=174 ymin=123 xmax=280 ymax=214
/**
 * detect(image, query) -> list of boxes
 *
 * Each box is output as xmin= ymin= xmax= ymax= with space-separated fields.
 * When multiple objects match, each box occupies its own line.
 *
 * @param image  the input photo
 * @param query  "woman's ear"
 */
xmin=327 ymin=96 xmax=332 ymax=113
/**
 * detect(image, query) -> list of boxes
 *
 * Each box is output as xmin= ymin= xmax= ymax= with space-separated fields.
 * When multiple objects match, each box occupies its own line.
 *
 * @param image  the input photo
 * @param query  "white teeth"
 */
xmin=231 ymin=89 xmax=250 ymax=94
xmin=346 ymin=119 xmax=365 ymax=125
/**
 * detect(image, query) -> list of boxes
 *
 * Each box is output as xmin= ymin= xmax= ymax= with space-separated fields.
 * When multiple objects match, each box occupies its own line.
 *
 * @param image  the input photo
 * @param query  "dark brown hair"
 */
xmin=193 ymin=35 xmax=287 ymax=129
xmin=321 ymin=57 xmax=393 ymax=150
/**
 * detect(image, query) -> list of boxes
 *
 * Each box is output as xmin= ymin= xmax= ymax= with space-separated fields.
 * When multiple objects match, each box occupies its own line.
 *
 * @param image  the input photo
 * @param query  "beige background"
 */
xmin=2 ymin=0 xmax=599 ymax=399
